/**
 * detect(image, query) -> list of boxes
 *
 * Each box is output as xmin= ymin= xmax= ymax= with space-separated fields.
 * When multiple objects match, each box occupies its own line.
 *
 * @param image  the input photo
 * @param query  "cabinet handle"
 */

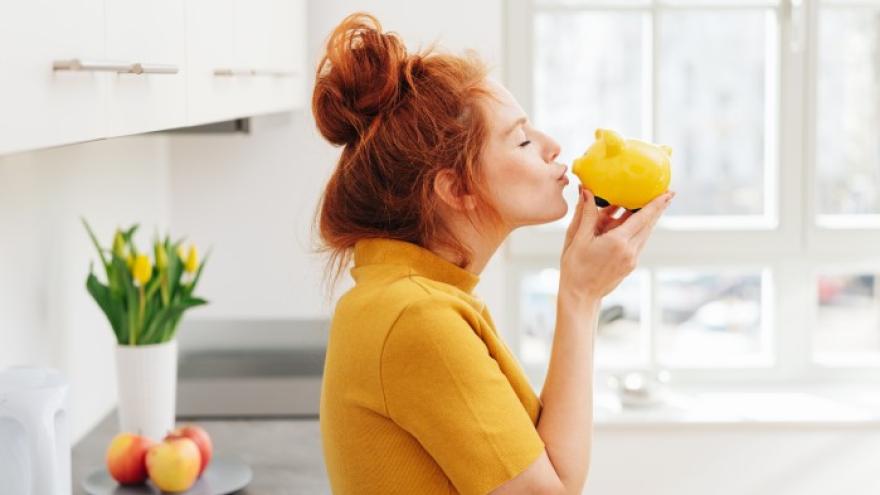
xmin=213 ymin=68 xmax=297 ymax=77
xmin=254 ymin=70 xmax=297 ymax=77
xmin=213 ymin=68 xmax=256 ymax=76
xmin=130 ymin=63 xmax=178 ymax=74
xmin=53 ymin=59 xmax=131 ymax=72
xmin=53 ymin=59 xmax=178 ymax=74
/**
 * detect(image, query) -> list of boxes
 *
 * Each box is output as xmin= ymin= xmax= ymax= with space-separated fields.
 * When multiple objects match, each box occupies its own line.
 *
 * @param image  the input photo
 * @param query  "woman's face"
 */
xmin=478 ymin=78 xmax=568 ymax=231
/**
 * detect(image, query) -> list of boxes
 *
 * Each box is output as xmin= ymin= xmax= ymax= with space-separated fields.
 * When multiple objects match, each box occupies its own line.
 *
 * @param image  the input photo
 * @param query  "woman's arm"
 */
xmin=488 ymin=294 xmax=599 ymax=495
xmin=490 ymin=187 xmax=673 ymax=495
xmin=535 ymin=293 xmax=601 ymax=494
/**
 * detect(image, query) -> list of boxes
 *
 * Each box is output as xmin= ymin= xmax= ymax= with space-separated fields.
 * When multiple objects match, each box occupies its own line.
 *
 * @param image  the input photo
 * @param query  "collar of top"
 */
xmin=352 ymin=237 xmax=480 ymax=293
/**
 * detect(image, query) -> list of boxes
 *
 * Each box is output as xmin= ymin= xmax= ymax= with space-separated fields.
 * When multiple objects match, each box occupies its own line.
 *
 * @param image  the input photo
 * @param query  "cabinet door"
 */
xmin=231 ymin=0 xmax=274 ymax=116
xmin=263 ymin=0 xmax=307 ymax=115
xmin=104 ymin=0 xmax=187 ymax=137
xmin=185 ymin=0 xmax=241 ymax=126
xmin=0 ymin=0 xmax=106 ymax=156
xmin=231 ymin=0 xmax=306 ymax=117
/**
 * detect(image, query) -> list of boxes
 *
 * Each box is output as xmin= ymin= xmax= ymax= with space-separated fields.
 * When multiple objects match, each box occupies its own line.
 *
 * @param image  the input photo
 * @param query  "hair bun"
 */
xmin=312 ymin=13 xmax=410 ymax=146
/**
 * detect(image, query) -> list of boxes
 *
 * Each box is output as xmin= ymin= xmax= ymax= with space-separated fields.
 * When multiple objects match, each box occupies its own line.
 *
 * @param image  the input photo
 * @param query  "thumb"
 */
xmin=576 ymin=187 xmax=599 ymax=240
xmin=563 ymin=185 xmax=585 ymax=250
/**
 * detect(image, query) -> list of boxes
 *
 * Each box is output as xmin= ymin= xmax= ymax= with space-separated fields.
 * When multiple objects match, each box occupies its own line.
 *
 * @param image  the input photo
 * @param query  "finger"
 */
xmin=615 ymin=191 xmax=674 ymax=240
xmin=564 ymin=185 xmax=586 ymax=250
xmin=631 ymin=195 xmax=674 ymax=252
xmin=573 ymin=187 xmax=599 ymax=243
xmin=598 ymin=209 xmax=634 ymax=236
xmin=594 ymin=206 xmax=621 ymax=234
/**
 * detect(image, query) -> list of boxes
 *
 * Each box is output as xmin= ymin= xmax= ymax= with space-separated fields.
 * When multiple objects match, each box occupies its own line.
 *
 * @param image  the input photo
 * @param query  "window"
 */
xmin=814 ymin=272 xmax=880 ymax=366
xmin=655 ymin=268 xmax=771 ymax=367
xmin=504 ymin=0 xmax=880 ymax=385
xmin=521 ymin=269 xmax=650 ymax=370
xmin=816 ymin=2 xmax=880 ymax=219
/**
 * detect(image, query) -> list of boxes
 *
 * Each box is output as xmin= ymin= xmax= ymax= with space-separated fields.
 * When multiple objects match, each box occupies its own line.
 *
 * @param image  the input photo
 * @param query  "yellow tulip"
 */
xmin=112 ymin=230 xmax=126 ymax=258
xmin=155 ymin=244 xmax=168 ymax=271
xmin=131 ymin=254 xmax=152 ymax=285
xmin=184 ymin=245 xmax=199 ymax=274
xmin=176 ymin=245 xmax=186 ymax=261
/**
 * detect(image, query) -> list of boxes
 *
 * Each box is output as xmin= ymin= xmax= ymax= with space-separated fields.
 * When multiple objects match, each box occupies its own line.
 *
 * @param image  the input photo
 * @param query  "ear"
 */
xmin=433 ymin=169 xmax=477 ymax=212
xmin=595 ymin=128 xmax=623 ymax=157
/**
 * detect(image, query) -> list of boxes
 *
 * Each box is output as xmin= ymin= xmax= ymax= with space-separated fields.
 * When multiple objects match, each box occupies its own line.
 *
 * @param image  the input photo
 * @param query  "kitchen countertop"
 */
xmin=72 ymin=411 xmax=330 ymax=494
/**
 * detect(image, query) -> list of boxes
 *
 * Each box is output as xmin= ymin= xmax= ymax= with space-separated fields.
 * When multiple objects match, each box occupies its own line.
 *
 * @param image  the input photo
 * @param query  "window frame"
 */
xmin=502 ymin=0 xmax=880 ymax=385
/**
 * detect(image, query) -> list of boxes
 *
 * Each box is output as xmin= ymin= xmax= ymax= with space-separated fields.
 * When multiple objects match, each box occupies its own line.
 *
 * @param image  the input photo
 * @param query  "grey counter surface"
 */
xmin=72 ymin=411 xmax=331 ymax=495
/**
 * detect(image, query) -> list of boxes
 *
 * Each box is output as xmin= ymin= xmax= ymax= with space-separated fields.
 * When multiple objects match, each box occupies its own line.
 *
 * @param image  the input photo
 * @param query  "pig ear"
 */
xmin=661 ymin=145 xmax=673 ymax=157
xmin=595 ymin=128 xmax=623 ymax=157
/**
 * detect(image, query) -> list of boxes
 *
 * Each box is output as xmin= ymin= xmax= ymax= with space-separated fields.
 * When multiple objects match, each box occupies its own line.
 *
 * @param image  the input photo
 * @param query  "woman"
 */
xmin=313 ymin=12 xmax=675 ymax=495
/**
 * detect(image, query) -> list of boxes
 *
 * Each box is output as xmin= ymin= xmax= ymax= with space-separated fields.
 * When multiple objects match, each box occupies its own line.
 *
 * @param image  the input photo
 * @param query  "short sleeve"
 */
xmin=380 ymin=297 xmax=546 ymax=495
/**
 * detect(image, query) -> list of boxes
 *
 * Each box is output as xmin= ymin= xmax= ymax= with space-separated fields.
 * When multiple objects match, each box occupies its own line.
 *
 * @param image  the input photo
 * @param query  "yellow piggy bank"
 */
xmin=572 ymin=128 xmax=672 ymax=211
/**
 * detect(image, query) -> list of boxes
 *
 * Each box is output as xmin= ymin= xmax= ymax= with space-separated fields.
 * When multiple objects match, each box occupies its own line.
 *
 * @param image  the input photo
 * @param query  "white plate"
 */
xmin=82 ymin=456 xmax=252 ymax=495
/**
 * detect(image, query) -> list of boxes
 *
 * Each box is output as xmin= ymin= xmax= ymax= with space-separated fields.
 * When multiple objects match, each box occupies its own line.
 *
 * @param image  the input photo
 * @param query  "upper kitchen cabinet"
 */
xmin=0 ymin=0 xmax=107 ymax=156
xmin=186 ymin=0 xmax=307 ymax=126
xmin=0 ymin=0 xmax=307 ymax=156
xmin=104 ymin=0 xmax=187 ymax=137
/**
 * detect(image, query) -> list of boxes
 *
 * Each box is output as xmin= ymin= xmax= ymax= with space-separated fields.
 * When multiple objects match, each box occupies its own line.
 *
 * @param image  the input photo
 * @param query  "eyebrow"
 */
xmin=503 ymin=116 xmax=528 ymax=137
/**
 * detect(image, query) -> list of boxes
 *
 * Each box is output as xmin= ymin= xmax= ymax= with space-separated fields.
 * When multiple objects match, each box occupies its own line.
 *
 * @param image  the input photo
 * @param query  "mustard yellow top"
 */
xmin=319 ymin=237 xmax=546 ymax=495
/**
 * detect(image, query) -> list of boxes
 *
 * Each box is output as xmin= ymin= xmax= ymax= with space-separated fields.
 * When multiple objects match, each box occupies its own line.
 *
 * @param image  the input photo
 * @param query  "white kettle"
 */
xmin=0 ymin=366 xmax=71 ymax=495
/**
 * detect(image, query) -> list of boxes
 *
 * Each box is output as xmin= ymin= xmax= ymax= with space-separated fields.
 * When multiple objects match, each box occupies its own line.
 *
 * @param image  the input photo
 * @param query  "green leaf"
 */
xmin=107 ymin=254 xmax=129 ymax=300
xmin=111 ymin=255 xmax=139 ymax=345
xmin=140 ymin=297 xmax=206 ymax=344
xmin=81 ymin=218 xmax=110 ymax=273
xmin=144 ymin=269 xmax=161 ymax=302
xmin=122 ymin=224 xmax=139 ymax=242
xmin=166 ymin=312 xmax=186 ymax=343
xmin=162 ymin=297 xmax=208 ymax=342
xmin=154 ymin=241 xmax=171 ymax=306
xmin=167 ymin=244 xmax=184 ymax=301
xmin=140 ymin=291 xmax=162 ymax=344
xmin=123 ymin=224 xmax=140 ymax=258
xmin=86 ymin=270 xmax=125 ymax=343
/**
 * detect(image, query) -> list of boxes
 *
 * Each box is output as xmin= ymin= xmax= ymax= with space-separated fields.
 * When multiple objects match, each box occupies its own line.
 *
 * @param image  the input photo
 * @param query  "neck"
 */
xmin=428 ymin=217 xmax=510 ymax=276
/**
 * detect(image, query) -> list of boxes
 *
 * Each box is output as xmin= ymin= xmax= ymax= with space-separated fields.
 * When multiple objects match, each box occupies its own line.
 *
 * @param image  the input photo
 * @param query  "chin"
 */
xmin=509 ymin=191 xmax=570 ymax=228
xmin=521 ymin=200 xmax=568 ymax=227
xmin=549 ymin=194 xmax=569 ymax=221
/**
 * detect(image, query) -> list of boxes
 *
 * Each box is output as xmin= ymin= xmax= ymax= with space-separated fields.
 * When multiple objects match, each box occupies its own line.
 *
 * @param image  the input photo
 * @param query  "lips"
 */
xmin=557 ymin=165 xmax=568 ymax=181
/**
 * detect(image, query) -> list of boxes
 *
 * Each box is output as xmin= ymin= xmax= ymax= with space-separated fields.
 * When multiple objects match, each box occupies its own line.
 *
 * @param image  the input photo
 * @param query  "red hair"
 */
xmin=311 ymin=12 xmax=500 ymax=292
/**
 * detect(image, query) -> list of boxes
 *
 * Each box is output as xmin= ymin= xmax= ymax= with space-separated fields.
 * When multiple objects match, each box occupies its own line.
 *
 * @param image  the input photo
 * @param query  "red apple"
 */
xmin=166 ymin=424 xmax=213 ymax=476
xmin=105 ymin=432 xmax=154 ymax=485
xmin=146 ymin=437 xmax=201 ymax=492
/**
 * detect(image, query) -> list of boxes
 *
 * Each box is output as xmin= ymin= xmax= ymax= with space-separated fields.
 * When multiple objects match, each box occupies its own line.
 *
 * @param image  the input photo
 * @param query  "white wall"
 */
xmin=0 ymin=136 xmax=170 ymax=443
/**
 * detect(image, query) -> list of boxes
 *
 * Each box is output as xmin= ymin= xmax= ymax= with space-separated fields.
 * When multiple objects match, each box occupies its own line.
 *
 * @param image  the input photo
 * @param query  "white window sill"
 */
xmin=591 ymin=383 xmax=880 ymax=429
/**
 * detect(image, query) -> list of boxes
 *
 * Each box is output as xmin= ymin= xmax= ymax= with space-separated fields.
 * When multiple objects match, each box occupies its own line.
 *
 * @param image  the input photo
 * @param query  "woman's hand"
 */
xmin=559 ymin=186 xmax=675 ymax=306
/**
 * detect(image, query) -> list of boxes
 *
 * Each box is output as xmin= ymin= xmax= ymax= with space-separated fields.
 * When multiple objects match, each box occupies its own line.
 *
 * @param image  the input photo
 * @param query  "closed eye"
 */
xmin=519 ymin=140 xmax=531 ymax=148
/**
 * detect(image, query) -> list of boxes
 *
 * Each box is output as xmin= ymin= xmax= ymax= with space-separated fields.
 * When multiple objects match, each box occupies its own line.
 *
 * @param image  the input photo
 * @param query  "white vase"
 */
xmin=114 ymin=339 xmax=178 ymax=442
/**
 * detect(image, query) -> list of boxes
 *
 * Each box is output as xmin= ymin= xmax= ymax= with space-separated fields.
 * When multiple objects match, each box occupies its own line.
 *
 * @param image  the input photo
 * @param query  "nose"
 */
xmin=541 ymin=132 xmax=561 ymax=164
xmin=547 ymin=139 xmax=560 ymax=163
xmin=547 ymin=142 xmax=561 ymax=164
